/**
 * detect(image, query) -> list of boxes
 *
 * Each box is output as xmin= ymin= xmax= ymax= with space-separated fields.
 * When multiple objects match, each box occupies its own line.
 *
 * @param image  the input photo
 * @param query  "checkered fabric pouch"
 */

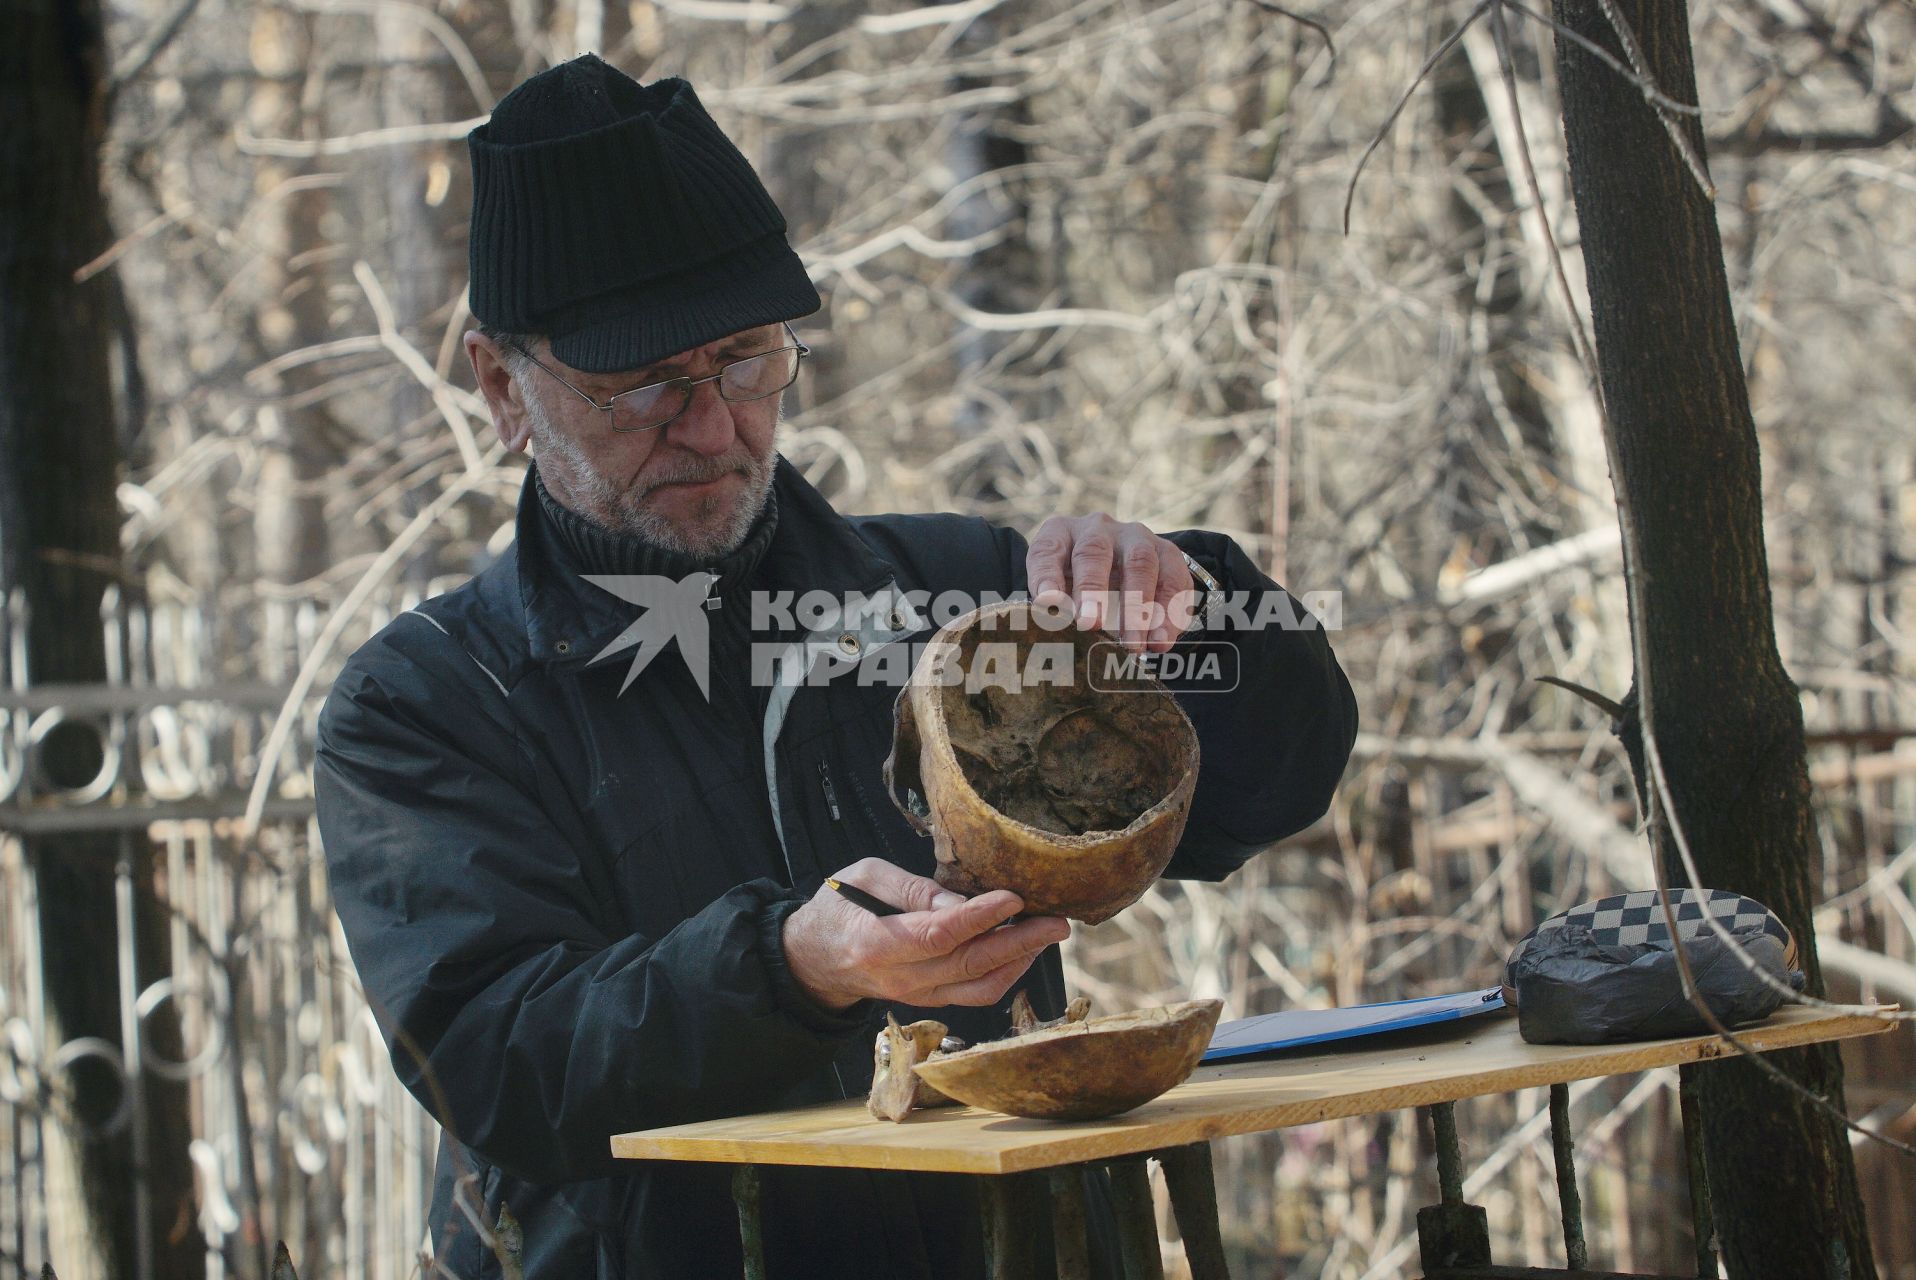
xmin=1503 ymin=888 xmax=1796 ymax=1005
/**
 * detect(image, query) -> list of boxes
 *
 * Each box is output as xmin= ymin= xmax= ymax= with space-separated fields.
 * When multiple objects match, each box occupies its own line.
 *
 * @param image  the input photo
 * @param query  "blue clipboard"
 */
xmin=1203 ymin=987 xmax=1508 ymax=1062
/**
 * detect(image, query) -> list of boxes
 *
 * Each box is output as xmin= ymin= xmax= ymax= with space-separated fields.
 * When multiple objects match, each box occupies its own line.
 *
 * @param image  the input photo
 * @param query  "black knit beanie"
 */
xmin=467 ymin=55 xmax=820 ymax=373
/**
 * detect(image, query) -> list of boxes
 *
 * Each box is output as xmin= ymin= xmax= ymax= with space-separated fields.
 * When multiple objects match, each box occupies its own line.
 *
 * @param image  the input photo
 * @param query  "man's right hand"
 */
xmin=781 ymin=858 xmax=1071 ymax=1012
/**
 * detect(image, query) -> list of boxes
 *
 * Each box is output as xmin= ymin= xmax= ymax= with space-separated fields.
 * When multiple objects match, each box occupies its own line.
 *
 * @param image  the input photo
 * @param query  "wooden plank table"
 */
xmin=610 ymin=1004 xmax=1895 ymax=1279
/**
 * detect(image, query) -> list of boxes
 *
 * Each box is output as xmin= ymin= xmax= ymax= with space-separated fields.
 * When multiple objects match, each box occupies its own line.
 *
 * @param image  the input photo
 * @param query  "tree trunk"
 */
xmin=0 ymin=3 xmax=202 ymax=1278
xmin=1550 ymin=3 xmax=1876 ymax=1276
xmin=247 ymin=7 xmax=339 ymax=617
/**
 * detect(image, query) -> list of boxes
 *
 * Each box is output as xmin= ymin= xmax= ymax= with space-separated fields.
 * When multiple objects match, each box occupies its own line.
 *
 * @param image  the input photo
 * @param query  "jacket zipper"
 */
xmin=817 ymin=761 xmax=842 ymax=822
xmin=817 ymin=760 xmax=854 ymax=1101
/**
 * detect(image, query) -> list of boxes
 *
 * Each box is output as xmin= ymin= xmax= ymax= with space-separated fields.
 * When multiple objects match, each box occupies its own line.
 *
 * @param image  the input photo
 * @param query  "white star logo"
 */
xmin=580 ymin=572 xmax=721 ymax=697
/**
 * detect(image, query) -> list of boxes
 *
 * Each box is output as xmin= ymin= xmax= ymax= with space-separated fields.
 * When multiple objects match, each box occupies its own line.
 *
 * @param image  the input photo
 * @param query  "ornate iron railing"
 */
xmin=1 ymin=586 xmax=449 ymax=1279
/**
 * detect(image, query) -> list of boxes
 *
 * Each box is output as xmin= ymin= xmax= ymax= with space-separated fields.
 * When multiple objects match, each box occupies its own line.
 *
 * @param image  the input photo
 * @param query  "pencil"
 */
xmin=825 ymin=877 xmax=906 ymax=917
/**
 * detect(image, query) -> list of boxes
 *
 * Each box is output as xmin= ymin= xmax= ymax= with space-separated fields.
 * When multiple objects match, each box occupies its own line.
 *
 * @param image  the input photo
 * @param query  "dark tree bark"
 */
xmin=1551 ymin=3 xmax=1876 ymax=1276
xmin=0 ymin=3 xmax=203 ymax=1276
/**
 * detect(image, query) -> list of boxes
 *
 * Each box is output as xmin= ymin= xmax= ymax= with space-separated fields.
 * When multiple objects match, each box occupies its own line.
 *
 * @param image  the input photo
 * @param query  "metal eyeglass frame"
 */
xmin=504 ymin=322 xmax=810 ymax=434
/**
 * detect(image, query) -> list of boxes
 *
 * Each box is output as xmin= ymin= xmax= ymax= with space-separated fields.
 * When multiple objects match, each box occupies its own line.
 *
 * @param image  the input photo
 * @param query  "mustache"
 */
xmin=637 ymin=455 xmax=756 ymax=493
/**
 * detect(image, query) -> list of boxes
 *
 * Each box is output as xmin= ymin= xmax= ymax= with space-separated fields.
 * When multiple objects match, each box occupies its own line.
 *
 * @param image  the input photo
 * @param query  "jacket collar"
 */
xmin=516 ymin=453 xmax=897 ymax=668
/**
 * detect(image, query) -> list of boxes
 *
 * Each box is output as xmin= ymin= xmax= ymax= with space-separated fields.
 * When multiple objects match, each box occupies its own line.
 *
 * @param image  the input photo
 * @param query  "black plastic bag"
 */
xmin=1509 ymin=923 xmax=1804 ymax=1045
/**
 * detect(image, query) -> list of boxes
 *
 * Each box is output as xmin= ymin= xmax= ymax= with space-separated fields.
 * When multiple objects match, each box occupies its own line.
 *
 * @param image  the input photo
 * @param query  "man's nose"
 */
xmin=662 ymin=377 xmax=738 ymax=456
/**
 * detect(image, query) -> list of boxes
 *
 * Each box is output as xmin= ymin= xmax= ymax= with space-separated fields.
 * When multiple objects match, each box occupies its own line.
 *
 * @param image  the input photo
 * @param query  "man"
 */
xmin=315 ymin=55 xmax=1357 ymax=1279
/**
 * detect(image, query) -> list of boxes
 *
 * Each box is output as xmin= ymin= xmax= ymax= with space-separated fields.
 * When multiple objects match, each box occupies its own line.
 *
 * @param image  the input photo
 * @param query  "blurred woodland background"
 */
xmin=3 ymin=0 xmax=1915 ymax=1276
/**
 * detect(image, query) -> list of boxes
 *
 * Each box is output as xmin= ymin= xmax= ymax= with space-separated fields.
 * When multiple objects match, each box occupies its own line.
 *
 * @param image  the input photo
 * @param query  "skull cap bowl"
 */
xmin=911 ymin=999 xmax=1224 ymax=1121
xmin=883 ymin=602 xmax=1201 ymax=924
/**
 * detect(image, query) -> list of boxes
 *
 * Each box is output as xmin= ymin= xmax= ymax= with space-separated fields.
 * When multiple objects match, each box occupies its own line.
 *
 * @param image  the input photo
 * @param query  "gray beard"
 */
xmin=526 ymin=397 xmax=777 ymax=559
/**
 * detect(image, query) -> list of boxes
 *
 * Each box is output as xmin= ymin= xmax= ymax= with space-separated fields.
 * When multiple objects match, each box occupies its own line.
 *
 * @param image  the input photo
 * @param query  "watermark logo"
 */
xmin=1087 ymin=640 xmax=1240 ymax=693
xmin=581 ymin=572 xmax=720 ymax=696
xmin=579 ymin=574 xmax=1337 ymax=699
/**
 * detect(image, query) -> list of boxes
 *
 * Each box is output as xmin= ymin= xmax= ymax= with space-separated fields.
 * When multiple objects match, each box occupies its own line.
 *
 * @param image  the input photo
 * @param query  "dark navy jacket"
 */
xmin=314 ymin=457 xmax=1357 ymax=1278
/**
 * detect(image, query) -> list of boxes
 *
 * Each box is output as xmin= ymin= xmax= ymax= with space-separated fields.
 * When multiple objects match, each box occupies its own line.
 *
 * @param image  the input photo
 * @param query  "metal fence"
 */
xmin=0 ymin=586 xmax=445 ymax=1280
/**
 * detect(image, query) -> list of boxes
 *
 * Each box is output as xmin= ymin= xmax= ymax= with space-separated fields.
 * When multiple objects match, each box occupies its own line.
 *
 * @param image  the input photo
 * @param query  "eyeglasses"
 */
xmin=506 ymin=323 xmax=810 ymax=434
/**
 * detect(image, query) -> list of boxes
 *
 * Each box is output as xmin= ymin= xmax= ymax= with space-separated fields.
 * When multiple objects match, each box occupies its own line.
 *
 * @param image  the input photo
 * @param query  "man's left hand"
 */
xmin=1026 ymin=513 xmax=1193 ymax=652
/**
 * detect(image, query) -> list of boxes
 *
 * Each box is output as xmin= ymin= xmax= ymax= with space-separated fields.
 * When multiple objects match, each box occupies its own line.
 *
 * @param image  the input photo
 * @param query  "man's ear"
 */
xmin=466 ymin=331 xmax=534 ymax=453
